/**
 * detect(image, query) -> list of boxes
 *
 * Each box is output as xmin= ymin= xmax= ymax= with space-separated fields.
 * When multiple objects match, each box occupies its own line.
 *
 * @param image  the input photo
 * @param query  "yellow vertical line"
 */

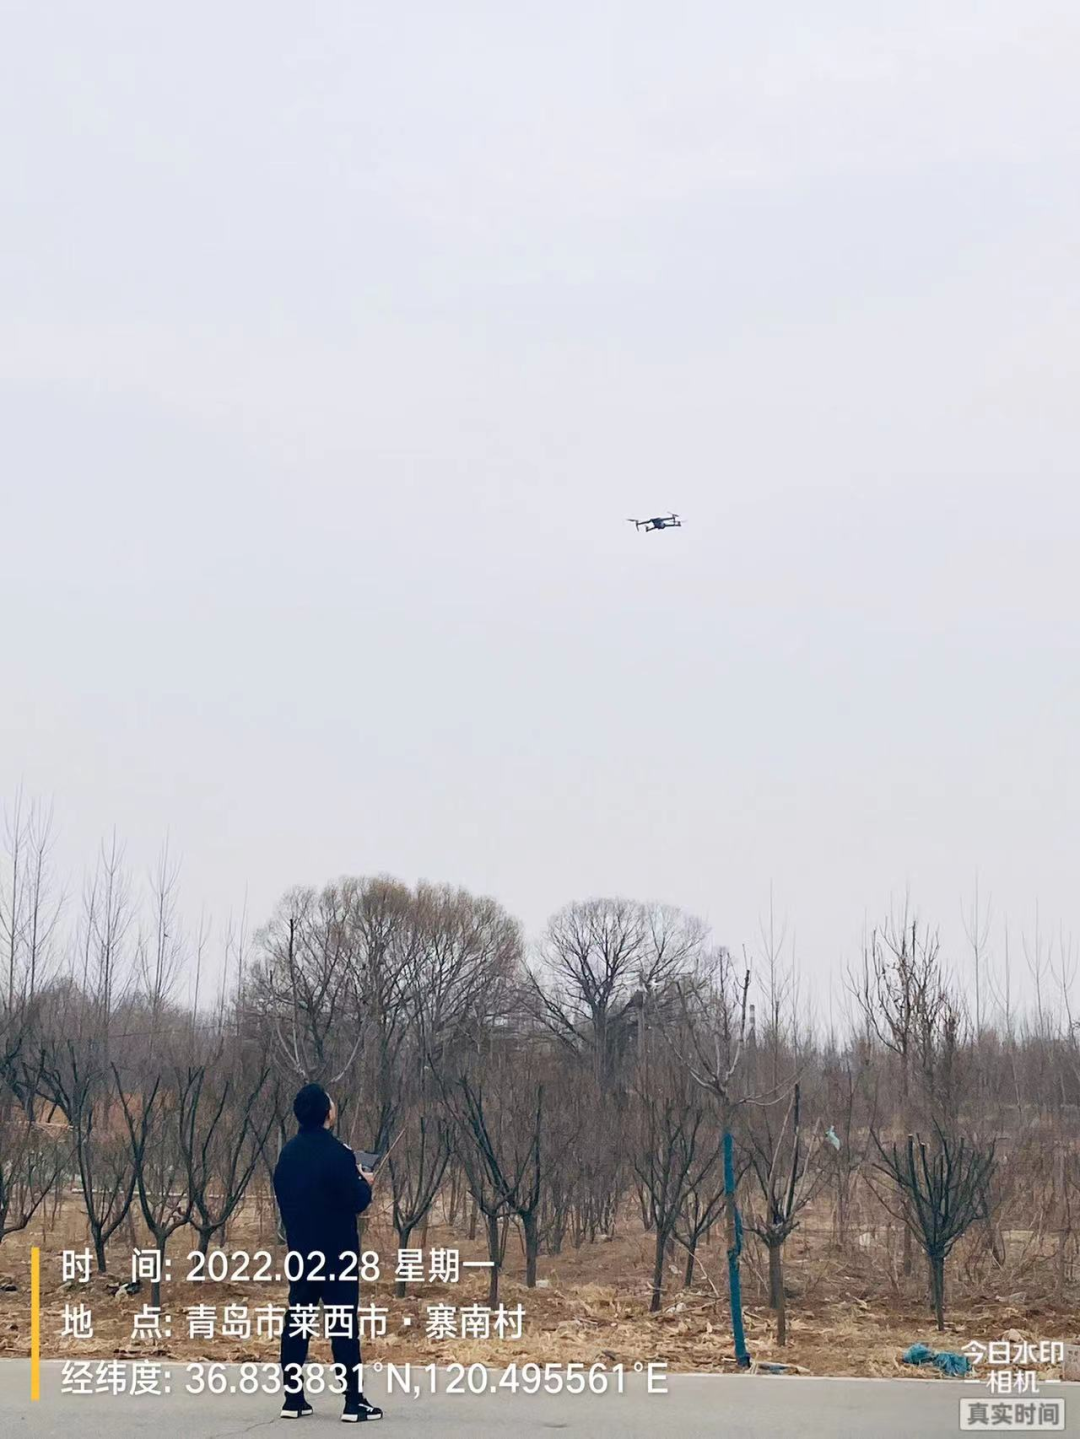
xmin=30 ymin=1246 xmax=40 ymax=1401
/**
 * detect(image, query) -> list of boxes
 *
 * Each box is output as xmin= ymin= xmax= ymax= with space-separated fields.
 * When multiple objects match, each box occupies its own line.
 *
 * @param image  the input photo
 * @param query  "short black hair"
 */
xmin=293 ymin=1083 xmax=331 ymax=1129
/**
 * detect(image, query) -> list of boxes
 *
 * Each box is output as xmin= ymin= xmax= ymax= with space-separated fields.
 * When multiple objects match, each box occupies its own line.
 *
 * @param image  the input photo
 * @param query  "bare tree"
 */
xmin=530 ymin=899 xmax=706 ymax=1086
xmin=177 ymin=1059 xmax=275 ymax=1254
xmin=411 ymin=882 xmax=523 ymax=1066
xmin=818 ymin=1043 xmax=873 ymax=1250
xmin=678 ymin=949 xmax=754 ymax=1113
xmin=114 ymin=1066 xmax=195 ymax=1307
xmin=849 ymin=911 xmax=947 ymax=1273
xmin=136 ymin=839 xmax=185 ymax=1049
xmin=0 ymin=1057 xmax=70 ymax=1246
xmin=82 ymin=834 xmax=135 ymax=1063
xmin=388 ymin=1112 xmax=450 ymax=1296
xmin=348 ymin=877 xmax=423 ymax=1149
xmin=962 ymin=874 xmax=992 ymax=1039
xmin=869 ymin=1126 xmax=997 ymax=1330
xmin=743 ymin=1084 xmax=822 ymax=1344
xmin=38 ymin=1030 xmax=136 ymax=1271
xmin=439 ymin=1048 xmax=552 ymax=1301
xmin=254 ymin=887 xmax=364 ymax=1085
xmin=672 ymin=1128 xmax=726 ymax=1288
xmin=632 ymin=1030 xmax=723 ymax=1314
xmin=441 ymin=1075 xmax=512 ymax=1307
xmin=1 ymin=793 xmax=63 ymax=1009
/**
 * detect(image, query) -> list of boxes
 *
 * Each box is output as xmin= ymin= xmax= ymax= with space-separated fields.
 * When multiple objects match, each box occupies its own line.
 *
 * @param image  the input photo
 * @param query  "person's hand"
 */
xmin=359 ymin=1165 xmax=376 ymax=1184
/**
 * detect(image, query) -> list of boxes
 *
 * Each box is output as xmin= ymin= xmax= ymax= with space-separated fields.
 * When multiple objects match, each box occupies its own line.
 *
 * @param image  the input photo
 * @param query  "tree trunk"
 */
xmin=522 ymin=1211 xmax=540 ymax=1288
xmin=722 ymin=1132 xmax=750 ymax=1367
xmin=835 ymin=1169 xmax=848 ymax=1249
xmin=394 ymin=1225 xmax=413 ymax=1298
xmin=901 ymin=1058 xmax=913 ymax=1277
xmin=486 ymin=1211 xmax=500 ymax=1307
xmin=637 ymin=1185 xmax=651 ymax=1231
xmin=767 ymin=1241 xmax=781 ymax=1307
xmin=768 ymin=1242 xmax=787 ymax=1345
xmin=649 ymin=1226 xmax=666 ymax=1313
xmin=930 ymin=1253 xmax=945 ymax=1331
xmin=1056 ymin=1146 xmax=1070 ymax=1299
xmin=683 ymin=1237 xmax=698 ymax=1288
xmin=151 ymin=1237 xmax=165 ymax=1309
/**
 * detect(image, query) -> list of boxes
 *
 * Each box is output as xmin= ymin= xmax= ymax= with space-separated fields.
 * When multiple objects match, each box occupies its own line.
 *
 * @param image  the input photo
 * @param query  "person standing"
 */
xmin=272 ymin=1082 xmax=383 ymax=1422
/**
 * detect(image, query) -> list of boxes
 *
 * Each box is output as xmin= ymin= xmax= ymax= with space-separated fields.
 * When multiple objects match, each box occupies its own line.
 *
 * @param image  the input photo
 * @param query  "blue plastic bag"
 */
xmin=902 ymin=1343 xmax=936 ymax=1365
xmin=900 ymin=1343 xmax=970 ymax=1377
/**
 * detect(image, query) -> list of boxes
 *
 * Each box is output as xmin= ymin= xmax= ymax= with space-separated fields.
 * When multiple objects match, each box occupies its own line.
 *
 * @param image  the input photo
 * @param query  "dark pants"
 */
xmin=280 ymin=1274 xmax=361 ymax=1399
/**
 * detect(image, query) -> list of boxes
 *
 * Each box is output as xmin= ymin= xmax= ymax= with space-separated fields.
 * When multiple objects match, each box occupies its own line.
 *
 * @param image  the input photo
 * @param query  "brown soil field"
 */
xmin=0 ymin=1195 xmax=1076 ymax=1381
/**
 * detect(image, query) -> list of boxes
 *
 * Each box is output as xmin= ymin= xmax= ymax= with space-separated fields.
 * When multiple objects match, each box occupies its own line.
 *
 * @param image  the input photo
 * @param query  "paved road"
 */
xmin=1 ymin=1361 xmax=1076 ymax=1437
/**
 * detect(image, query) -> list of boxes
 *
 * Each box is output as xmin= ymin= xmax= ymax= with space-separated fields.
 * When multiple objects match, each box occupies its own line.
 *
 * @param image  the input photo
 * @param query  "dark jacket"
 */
xmin=272 ymin=1125 xmax=373 ymax=1267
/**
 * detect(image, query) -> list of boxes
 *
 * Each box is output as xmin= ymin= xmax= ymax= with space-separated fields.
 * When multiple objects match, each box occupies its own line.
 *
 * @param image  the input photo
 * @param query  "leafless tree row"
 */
xmin=2 ymin=803 xmax=1079 ymax=1343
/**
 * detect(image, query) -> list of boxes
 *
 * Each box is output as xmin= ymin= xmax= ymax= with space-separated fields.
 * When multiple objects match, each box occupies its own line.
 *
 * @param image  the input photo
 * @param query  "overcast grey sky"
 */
xmin=2 ymin=2 xmax=1078 ymax=1009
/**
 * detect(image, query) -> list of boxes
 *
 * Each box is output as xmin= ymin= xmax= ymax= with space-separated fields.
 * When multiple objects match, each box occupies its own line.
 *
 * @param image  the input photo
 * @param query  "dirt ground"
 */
xmin=0 ymin=1195 xmax=1076 ymax=1380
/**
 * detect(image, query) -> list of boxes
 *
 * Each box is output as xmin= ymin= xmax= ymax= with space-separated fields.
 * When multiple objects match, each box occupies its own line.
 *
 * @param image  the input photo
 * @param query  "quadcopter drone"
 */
xmin=627 ymin=512 xmax=682 ymax=532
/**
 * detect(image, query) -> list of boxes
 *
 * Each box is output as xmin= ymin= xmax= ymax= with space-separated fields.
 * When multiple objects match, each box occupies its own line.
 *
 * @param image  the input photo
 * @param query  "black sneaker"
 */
xmin=341 ymin=1392 xmax=383 ymax=1422
xmin=280 ymin=1394 xmax=313 ymax=1418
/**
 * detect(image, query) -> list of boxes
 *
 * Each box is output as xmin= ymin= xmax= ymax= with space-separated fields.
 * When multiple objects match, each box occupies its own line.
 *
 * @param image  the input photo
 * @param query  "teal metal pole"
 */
xmin=724 ymin=1130 xmax=751 ymax=1367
